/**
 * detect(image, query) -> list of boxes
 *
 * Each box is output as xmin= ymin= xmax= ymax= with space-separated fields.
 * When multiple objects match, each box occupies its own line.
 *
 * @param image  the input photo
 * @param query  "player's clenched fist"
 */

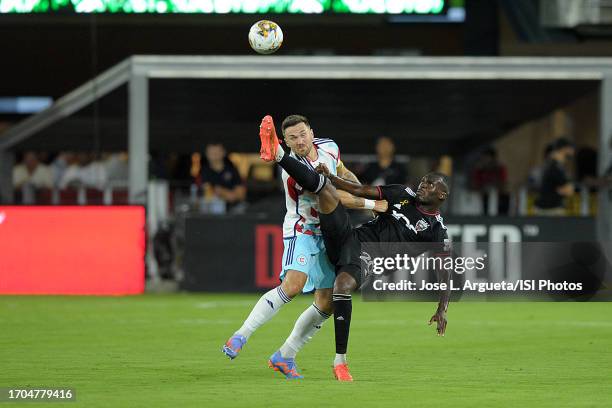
xmin=373 ymin=200 xmax=388 ymax=213
xmin=315 ymin=163 xmax=331 ymax=177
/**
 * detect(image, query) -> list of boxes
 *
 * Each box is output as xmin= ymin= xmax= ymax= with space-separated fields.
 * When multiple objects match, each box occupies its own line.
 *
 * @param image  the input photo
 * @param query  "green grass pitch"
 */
xmin=1 ymin=294 xmax=610 ymax=407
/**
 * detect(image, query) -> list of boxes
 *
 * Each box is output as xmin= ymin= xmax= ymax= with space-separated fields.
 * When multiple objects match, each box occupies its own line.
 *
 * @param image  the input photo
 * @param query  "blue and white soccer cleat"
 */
xmin=222 ymin=334 xmax=247 ymax=359
xmin=268 ymin=351 xmax=304 ymax=379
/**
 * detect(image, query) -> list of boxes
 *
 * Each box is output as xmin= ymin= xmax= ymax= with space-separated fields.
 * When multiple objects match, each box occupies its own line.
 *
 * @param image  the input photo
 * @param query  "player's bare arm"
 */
xmin=336 ymin=191 xmax=388 ymax=213
xmin=316 ymin=163 xmax=381 ymax=200
xmin=335 ymin=161 xmax=388 ymax=212
xmin=336 ymin=161 xmax=360 ymax=184
xmin=429 ymin=262 xmax=451 ymax=336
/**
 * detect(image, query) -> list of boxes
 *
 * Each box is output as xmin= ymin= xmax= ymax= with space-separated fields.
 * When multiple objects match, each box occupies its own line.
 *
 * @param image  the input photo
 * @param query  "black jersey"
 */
xmin=355 ymin=184 xmax=449 ymax=253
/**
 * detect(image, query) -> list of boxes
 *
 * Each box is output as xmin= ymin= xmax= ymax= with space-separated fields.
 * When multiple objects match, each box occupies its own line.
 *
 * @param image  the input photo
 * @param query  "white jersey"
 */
xmin=282 ymin=138 xmax=341 ymax=238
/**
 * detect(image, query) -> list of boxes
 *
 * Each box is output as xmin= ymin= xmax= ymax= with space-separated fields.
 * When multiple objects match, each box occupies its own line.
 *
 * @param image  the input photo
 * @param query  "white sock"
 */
xmin=334 ymin=353 xmax=347 ymax=366
xmin=236 ymin=286 xmax=292 ymax=339
xmin=275 ymin=144 xmax=285 ymax=162
xmin=279 ymin=304 xmax=330 ymax=359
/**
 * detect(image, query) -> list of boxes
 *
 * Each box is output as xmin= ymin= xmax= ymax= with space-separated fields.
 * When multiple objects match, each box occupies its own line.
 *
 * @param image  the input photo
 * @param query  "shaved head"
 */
xmin=426 ymin=172 xmax=450 ymax=195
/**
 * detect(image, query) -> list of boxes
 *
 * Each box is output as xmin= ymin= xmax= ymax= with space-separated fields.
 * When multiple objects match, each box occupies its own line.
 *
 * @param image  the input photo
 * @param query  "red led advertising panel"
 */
xmin=0 ymin=206 xmax=145 ymax=295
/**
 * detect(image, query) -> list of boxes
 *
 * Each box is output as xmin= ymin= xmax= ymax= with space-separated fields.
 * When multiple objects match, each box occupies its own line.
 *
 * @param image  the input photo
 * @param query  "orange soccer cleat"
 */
xmin=259 ymin=115 xmax=279 ymax=162
xmin=268 ymin=351 xmax=304 ymax=379
xmin=333 ymin=363 xmax=353 ymax=382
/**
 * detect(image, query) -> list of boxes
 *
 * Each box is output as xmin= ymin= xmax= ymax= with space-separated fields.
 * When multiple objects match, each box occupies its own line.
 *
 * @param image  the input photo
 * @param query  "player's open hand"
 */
xmin=429 ymin=309 xmax=447 ymax=336
xmin=374 ymin=200 xmax=388 ymax=213
xmin=315 ymin=163 xmax=331 ymax=177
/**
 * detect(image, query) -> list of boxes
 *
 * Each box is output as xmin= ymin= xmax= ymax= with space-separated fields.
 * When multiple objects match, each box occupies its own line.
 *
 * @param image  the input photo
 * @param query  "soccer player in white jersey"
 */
xmin=222 ymin=115 xmax=387 ymax=379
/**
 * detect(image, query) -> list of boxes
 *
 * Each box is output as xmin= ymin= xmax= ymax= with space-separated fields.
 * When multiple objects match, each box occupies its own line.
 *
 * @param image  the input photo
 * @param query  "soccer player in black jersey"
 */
xmin=260 ymin=115 xmax=451 ymax=382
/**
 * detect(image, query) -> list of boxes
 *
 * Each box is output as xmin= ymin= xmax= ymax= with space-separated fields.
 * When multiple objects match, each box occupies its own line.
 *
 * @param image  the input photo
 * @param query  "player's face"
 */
xmin=416 ymin=175 xmax=446 ymax=205
xmin=283 ymin=122 xmax=314 ymax=157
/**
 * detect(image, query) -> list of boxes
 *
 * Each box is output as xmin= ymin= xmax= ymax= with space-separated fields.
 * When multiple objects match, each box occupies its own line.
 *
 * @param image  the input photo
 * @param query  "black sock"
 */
xmin=278 ymin=154 xmax=326 ymax=193
xmin=332 ymin=293 xmax=352 ymax=354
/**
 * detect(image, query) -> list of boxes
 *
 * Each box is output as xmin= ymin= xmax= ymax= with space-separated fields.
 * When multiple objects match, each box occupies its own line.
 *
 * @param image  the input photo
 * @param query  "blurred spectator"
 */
xmin=59 ymin=153 xmax=85 ymax=189
xmin=361 ymin=136 xmax=407 ymax=186
xmin=104 ymin=152 xmax=129 ymax=185
xmin=470 ymin=147 xmax=509 ymax=215
xmin=201 ymin=143 xmax=246 ymax=212
xmin=59 ymin=153 xmax=107 ymax=190
xmin=534 ymin=138 xmax=575 ymax=216
xmin=528 ymin=143 xmax=554 ymax=191
xmin=13 ymin=152 xmax=53 ymax=189
xmin=50 ymin=152 xmax=72 ymax=187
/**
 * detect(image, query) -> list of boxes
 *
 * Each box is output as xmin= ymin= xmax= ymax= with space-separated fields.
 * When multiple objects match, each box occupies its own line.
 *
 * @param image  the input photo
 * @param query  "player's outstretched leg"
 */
xmin=259 ymin=115 xmax=327 ymax=193
xmin=222 ymin=286 xmax=293 ymax=359
xmin=271 ymin=289 xmax=333 ymax=379
xmin=222 ymin=271 xmax=306 ymax=359
xmin=332 ymin=271 xmax=359 ymax=382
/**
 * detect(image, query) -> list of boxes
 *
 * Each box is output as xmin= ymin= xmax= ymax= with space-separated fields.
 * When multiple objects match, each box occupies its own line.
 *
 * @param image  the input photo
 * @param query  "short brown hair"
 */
xmin=281 ymin=114 xmax=310 ymax=136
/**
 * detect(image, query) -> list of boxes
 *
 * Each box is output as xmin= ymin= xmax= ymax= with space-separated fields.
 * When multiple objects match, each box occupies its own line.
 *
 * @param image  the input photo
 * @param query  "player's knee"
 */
xmin=333 ymin=272 xmax=357 ymax=294
xmin=321 ymin=304 xmax=334 ymax=315
xmin=315 ymin=298 xmax=333 ymax=315
xmin=280 ymin=281 xmax=304 ymax=298
xmin=281 ymin=270 xmax=308 ymax=297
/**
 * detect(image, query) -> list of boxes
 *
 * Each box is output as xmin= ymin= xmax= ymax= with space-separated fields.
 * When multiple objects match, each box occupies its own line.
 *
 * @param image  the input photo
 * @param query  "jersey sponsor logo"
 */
xmin=415 ymin=219 xmax=429 ymax=232
xmin=296 ymin=254 xmax=308 ymax=266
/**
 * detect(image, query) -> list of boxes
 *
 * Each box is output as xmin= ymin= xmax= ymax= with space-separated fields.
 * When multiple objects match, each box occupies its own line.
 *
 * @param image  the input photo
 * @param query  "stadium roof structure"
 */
xmin=0 ymin=55 xmax=611 ymax=238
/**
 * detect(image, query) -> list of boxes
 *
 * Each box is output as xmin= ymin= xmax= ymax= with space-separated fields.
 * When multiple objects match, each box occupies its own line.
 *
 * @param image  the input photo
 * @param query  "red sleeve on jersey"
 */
xmin=287 ymin=177 xmax=299 ymax=201
xmin=377 ymin=185 xmax=382 ymax=200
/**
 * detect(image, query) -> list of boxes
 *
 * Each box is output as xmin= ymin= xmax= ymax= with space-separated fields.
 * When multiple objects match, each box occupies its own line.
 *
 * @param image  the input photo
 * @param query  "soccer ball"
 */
xmin=248 ymin=20 xmax=283 ymax=55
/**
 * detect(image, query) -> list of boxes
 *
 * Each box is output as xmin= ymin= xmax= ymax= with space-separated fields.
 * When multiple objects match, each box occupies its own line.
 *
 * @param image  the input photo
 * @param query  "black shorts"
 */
xmin=319 ymin=204 xmax=363 ymax=283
